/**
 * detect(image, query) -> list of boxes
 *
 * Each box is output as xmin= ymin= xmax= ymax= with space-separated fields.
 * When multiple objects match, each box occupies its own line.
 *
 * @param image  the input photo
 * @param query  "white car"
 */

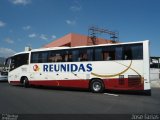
xmin=0 ymin=71 xmax=8 ymax=81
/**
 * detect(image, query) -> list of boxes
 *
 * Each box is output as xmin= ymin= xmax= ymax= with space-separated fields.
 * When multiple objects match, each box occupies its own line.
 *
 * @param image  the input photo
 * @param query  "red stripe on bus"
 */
xmin=10 ymin=81 xmax=20 ymax=85
xmin=9 ymin=78 xmax=144 ymax=90
xmin=29 ymin=80 xmax=89 ymax=88
xmin=103 ymin=78 xmax=144 ymax=90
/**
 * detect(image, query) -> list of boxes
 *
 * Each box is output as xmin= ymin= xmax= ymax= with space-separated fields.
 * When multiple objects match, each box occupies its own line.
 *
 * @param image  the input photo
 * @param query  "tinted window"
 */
xmin=31 ymin=50 xmax=73 ymax=63
xmin=71 ymin=48 xmax=93 ymax=62
xmin=104 ymin=46 xmax=115 ymax=60
xmin=124 ymin=45 xmax=132 ymax=60
xmin=94 ymin=47 xmax=102 ymax=61
xmin=10 ymin=53 xmax=29 ymax=71
xmin=48 ymin=50 xmax=63 ymax=62
xmin=131 ymin=44 xmax=143 ymax=60
xmin=72 ymin=49 xmax=79 ymax=62
xmin=31 ymin=51 xmax=48 ymax=63
xmin=31 ymin=52 xmax=39 ymax=63
xmin=123 ymin=43 xmax=143 ymax=60
xmin=115 ymin=46 xmax=123 ymax=60
xmin=78 ymin=48 xmax=88 ymax=61
xmin=87 ymin=48 xmax=93 ymax=61
xmin=30 ymin=43 xmax=143 ymax=63
xmin=63 ymin=50 xmax=72 ymax=62
xmin=94 ymin=46 xmax=115 ymax=61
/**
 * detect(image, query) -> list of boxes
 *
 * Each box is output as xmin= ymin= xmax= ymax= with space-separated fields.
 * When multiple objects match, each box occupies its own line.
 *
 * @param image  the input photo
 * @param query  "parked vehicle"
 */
xmin=0 ymin=71 xmax=8 ymax=81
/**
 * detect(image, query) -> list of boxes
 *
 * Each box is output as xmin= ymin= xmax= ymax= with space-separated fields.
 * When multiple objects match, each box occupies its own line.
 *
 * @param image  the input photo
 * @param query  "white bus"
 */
xmin=5 ymin=40 xmax=151 ymax=94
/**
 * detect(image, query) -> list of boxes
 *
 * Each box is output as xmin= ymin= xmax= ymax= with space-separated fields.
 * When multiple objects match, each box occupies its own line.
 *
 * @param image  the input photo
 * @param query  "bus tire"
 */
xmin=90 ymin=79 xmax=104 ymax=93
xmin=22 ymin=77 xmax=29 ymax=88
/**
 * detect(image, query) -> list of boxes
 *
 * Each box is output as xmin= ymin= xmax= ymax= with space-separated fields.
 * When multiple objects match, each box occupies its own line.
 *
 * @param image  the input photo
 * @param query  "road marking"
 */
xmin=104 ymin=93 xmax=119 ymax=97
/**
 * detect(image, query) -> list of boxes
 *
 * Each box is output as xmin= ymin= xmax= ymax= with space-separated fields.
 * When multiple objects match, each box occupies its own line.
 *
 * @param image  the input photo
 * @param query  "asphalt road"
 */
xmin=0 ymin=82 xmax=160 ymax=114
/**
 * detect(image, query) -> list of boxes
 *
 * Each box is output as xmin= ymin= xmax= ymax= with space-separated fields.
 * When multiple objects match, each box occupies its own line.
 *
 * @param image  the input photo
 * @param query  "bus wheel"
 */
xmin=90 ymin=79 xmax=104 ymax=93
xmin=22 ymin=77 xmax=29 ymax=88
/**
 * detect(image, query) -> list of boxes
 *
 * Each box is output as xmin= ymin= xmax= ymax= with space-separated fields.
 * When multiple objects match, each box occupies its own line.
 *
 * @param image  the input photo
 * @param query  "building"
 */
xmin=150 ymin=57 xmax=160 ymax=80
xmin=150 ymin=57 xmax=160 ymax=88
xmin=44 ymin=33 xmax=116 ymax=48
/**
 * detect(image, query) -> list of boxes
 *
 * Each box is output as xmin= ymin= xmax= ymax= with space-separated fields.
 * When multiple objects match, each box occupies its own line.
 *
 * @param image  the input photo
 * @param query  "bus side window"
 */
xmin=64 ymin=50 xmax=72 ymax=62
xmin=72 ymin=49 xmax=79 ymax=62
xmin=131 ymin=44 xmax=143 ymax=60
xmin=31 ymin=53 xmax=39 ymax=63
xmin=55 ymin=54 xmax=62 ymax=62
xmin=124 ymin=45 xmax=132 ymax=60
xmin=103 ymin=52 xmax=111 ymax=60
xmin=68 ymin=54 xmax=72 ymax=62
xmin=80 ymin=53 xmax=88 ymax=61
xmin=64 ymin=54 xmax=68 ymax=62
xmin=115 ymin=46 xmax=123 ymax=60
xmin=41 ymin=52 xmax=48 ymax=63
xmin=48 ymin=52 xmax=55 ymax=62
xmin=94 ymin=47 xmax=103 ymax=61
xmin=87 ymin=48 xmax=93 ymax=61
xmin=64 ymin=54 xmax=72 ymax=62
xmin=103 ymin=46 xmax=115 ymax=60
xmin=78 ymin=49 xmax=88 ymax=61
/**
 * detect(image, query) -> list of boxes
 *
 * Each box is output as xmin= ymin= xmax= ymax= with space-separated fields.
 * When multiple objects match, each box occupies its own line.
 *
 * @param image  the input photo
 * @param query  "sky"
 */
xmin=0 ymin=0 xmax=160 ymax=58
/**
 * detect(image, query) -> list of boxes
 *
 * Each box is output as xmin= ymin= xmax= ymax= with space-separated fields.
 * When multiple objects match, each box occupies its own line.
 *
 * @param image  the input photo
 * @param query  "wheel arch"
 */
xmin=20 ymin=76 xmax=28 ymax=84
xmin=89 ymin=78 xmax=105 ymax=91
xmin=89 ymin=78 xmax=104 ymax=86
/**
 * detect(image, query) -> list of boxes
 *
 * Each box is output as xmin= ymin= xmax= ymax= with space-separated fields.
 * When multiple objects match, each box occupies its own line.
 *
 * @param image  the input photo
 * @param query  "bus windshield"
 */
xmin=10 ymin=53 xmax=29 ymax=71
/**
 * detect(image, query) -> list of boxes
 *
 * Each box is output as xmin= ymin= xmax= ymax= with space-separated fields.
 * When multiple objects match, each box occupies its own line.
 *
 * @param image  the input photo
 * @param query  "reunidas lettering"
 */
xmin=43 ymin=63 xmax=92 ymax=72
